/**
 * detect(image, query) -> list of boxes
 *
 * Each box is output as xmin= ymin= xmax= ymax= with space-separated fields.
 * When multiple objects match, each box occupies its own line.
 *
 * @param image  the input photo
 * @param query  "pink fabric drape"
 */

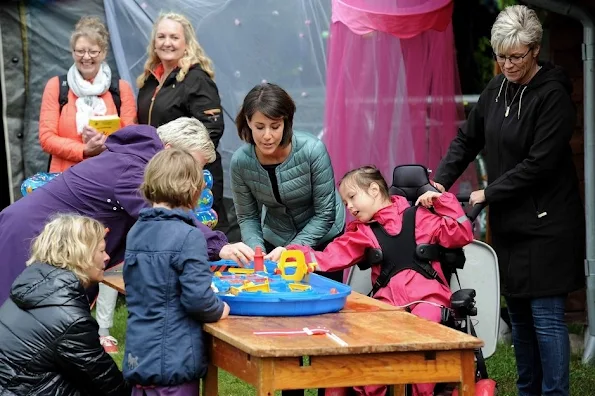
xmin=332 ymin=0 xmax=453 ymax=38
xmin=324 ymin=0 xmax=476 ymax=195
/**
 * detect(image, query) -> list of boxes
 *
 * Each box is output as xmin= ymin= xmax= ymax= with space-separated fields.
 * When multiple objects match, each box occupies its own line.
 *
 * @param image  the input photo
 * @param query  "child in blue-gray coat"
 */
xmin=123 ymin=148 xmax=230 ymax=396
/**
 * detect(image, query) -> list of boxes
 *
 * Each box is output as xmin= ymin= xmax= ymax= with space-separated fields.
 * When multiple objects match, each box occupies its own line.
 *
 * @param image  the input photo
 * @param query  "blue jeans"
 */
xmin=505 ymin=295 xmax=570 ymax=396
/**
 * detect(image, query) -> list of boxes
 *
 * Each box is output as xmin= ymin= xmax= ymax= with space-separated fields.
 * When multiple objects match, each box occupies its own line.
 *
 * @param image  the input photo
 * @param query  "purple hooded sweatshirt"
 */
xmin=0 ymin=124 xmax=227 ymax=304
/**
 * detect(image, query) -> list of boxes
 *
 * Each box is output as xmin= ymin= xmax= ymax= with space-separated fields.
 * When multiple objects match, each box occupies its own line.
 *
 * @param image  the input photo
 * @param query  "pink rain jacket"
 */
xmin=288 ymin=193 xmax=473 ymax=396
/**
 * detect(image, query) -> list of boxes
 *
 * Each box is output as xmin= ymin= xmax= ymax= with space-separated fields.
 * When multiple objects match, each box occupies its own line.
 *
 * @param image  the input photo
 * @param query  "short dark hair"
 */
xmin=340 ymin=165 xmax=390 ymax=200
xmin=235 ymin=83 xmax=296 ymax=147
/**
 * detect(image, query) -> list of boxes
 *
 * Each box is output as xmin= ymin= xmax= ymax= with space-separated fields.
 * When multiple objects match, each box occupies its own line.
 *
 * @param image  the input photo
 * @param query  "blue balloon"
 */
xmin=21 ymin=172 xmax=61 ymax=196
xmin=196 ymin=188 xmax=214 ymax=211
xmin=195 ymin=208 xmax=218 ymax=229
xmin=203 ymin=169 xmax=214 ymax=190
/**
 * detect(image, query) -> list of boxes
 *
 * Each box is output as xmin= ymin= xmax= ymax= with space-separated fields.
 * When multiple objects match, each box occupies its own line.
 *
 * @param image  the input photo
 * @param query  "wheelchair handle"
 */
xmin=454 ymin=194 xmax=487 ymax=222
xmin=468 ymin=202 xmax=487 ymax=222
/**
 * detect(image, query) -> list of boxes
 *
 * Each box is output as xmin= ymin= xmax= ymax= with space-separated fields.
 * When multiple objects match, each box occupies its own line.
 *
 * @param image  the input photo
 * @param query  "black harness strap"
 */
xmin=369 ymin=206 xmax=447 ymax=297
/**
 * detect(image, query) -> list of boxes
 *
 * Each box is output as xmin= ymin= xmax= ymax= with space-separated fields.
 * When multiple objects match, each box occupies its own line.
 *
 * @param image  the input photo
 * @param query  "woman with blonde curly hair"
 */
xmin=0 ymin=214 xmax=128 ymax=395
xmin=136 ymin=12 xmax=229 ymax=235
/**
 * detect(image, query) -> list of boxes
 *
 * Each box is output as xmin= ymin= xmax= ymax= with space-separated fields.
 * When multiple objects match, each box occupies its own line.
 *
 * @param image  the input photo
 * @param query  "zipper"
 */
xmin=147 ymin=71 xmax=166 ymax=126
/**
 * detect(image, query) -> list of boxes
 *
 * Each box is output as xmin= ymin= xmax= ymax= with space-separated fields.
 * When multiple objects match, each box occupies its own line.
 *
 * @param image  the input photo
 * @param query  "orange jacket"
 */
xmin=39 ymin=76 xmax=137 ymax=173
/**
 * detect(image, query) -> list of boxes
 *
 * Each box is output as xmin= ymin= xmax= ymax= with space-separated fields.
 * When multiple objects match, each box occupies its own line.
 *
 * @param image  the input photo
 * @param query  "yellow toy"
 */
xmin=277 ymin=250 xmax=316 ymax=282
xmin=229 ymin=279 xmax=271 ymax=295
xmin=288 ymin=283 xmax=312 ymax=292
xmin=228 ymin=267 xmax=255 ymax=275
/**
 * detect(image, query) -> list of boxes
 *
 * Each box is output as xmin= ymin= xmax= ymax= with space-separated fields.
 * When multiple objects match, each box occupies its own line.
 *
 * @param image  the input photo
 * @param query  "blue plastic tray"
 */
xmin=209 ymin=259 xmax=351 ymax=317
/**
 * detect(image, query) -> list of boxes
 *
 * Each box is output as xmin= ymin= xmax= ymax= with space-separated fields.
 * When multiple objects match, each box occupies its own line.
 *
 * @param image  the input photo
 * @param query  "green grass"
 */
xmin=101 ymin=297 xmax=595 ymax=396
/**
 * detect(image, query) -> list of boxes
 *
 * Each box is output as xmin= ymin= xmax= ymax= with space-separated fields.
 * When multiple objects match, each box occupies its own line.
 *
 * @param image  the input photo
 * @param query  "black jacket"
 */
xmin=435 ymin=62 xmax=585 ymax=298
xmin=0 ymin=263 xmax=128 ymax=396
xmin=137 ymin=65 xmax=224 ymax=148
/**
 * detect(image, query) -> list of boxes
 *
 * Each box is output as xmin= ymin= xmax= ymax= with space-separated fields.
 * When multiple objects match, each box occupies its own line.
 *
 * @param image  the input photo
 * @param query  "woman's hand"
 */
xmin=82 ymin=125 xmax=102 ymax=143
xmin=415 ymin=191 xmax=442 ymax=208
xmin=83 ymin=133 xmax=107 ymax=158
xmin=219 ymin=242 xmax=254 ymax=266
xmin=432 ymin=181 xmax=446 ymax=193
xmin=469 ymin=190 xmax=486 ymax=206
xmin=264 ymin=246 xmax=286 ymax=262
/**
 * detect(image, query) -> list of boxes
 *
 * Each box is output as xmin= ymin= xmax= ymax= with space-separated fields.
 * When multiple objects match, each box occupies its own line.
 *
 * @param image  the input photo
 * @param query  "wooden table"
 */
xmin=102 ymin=266 xmax=483 ymax=395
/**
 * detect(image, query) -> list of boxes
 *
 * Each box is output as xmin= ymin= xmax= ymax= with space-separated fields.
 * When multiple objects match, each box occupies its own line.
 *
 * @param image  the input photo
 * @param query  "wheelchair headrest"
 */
xmin=388 ymin=164 xmax=440 ymax=202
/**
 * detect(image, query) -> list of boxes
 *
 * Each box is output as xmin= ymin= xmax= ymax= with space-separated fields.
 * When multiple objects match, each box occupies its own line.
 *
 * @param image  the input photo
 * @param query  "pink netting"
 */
xmin=332 ymin=0 xmax=453 ymax=38
xmin=324 ymin=0 xmax=476 ymax=195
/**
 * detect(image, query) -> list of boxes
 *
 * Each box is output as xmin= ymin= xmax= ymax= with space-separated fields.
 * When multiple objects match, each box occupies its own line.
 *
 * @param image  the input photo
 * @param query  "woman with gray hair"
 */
xmin=433 ymin=5 xmax=584 ymax=396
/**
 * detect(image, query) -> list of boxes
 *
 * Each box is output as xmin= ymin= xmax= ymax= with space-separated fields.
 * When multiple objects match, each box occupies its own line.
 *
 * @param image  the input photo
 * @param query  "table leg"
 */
xmin=391 ymin=384 xmax=406 ymax=396
xmin=459 ymin=350 xmax=476 ymax=396
xmin=202 ymin=362 xmax=218 ymax=396
xmin=256 ymin=358 xmax=276 ymax=396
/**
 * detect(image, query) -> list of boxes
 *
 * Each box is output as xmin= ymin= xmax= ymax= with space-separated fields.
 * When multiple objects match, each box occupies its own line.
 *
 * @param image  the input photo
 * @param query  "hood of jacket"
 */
xmin=10 ymin=263 xmax=88 ymax=310
xmin=493 ymin=62 xmax=572 ymax=119
xmin=529 ymin=62 xmax=572 ymax=92
xmin=138 ymin=207 xmax=196 ymax=226
xmin=105 ymin=124 xmax=164 ymax=163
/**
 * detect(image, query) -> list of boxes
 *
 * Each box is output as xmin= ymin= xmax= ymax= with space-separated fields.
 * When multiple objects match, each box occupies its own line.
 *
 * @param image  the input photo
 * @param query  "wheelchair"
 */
xmin=345 ymin=164 xmax=499 ymax=395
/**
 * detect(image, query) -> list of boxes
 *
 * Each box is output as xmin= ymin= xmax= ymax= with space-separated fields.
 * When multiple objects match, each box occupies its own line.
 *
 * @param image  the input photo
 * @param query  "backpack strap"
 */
xmin=108 ymin=76 xmax=121 ymax=116
xmin=58 ymin=75 xmax=69 ymax=114
xmin=57 ymin=74 xmax=122 ymax=116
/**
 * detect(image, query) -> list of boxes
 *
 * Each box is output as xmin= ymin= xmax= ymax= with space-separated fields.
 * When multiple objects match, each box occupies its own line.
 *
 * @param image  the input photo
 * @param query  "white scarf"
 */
xmin=67 ymin=62 xmax=112 ymax=133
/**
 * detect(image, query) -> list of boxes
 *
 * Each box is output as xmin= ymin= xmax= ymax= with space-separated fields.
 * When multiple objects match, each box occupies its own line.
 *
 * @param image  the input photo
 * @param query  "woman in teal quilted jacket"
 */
xmin=231 ymin=83 xmax=345 ymax=284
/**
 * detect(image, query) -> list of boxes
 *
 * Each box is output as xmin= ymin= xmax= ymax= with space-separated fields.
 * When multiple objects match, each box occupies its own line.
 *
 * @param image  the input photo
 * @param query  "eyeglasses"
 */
xmin=493 ymin=48 xmax=532 ymax=65
xmin=73 ymin=49 xmax=101 ymax=58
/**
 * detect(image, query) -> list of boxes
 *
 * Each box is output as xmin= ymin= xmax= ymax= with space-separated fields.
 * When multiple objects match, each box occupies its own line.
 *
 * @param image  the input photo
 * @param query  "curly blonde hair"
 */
xmin=137 ymin=12 xmax=215 ymax=88
xmin=70 ymin=16 xmax=110 ymax=52
xmin=27 ymin=214 xmax=106 ymax=287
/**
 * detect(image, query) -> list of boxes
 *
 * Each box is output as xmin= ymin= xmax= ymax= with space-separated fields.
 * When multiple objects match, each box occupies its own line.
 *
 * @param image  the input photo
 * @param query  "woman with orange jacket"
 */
xmin=39 ymin=16 xmax=136 ymax=173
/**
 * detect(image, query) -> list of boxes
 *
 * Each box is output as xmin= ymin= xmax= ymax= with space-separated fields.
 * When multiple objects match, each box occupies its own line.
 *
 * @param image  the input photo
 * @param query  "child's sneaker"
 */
xmin=99 ymin=335 xmax=119 ymax=354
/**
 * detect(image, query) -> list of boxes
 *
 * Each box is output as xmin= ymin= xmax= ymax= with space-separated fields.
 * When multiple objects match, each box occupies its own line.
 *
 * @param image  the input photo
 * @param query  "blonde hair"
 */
xmin=156 ymin=117 xmax=216 ymax=163
xmin=27 ymin=214 xmax=106 ymax=287
xmin=491 ymin=5 xmax=543 ymax=54
xmin=141 ymin=148 xmax=205 ymax=208
xmin=70 ymin=16 xmax=110 ymax=52
xmin=137 ymin=12 xmax=215 ymax=88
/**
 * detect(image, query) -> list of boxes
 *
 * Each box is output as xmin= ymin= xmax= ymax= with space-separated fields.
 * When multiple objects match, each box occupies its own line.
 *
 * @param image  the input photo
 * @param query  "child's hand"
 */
xmin=264 ymin=246 xmax=286 ymax=262
xmin=415 ymin=191 xmax=442 ymax=208
xmin=220 ymin=302 xmax=230 ymax=320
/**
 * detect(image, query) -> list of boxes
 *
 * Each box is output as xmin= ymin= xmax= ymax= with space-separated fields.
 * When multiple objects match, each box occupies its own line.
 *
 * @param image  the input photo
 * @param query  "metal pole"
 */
xmin=517 ymin=0 xmax=595 ymax=363
xmin=581 ymin=14 xmax=595 ymax=366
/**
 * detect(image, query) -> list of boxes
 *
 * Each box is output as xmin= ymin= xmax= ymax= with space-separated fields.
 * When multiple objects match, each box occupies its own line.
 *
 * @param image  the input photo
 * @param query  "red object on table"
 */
xmin=254 ymin=246 xmax=264 ymax=271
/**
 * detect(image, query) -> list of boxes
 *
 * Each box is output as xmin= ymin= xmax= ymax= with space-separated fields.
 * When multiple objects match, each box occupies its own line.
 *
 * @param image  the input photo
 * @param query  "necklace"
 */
xmin=504 ymin=81 xmax=521 ymax=117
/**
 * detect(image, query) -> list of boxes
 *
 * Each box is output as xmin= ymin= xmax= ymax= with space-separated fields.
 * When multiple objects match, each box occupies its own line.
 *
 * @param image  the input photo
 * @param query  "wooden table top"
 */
xmin=103 ymin=263 xmax=482 ymax=358
xmin=204 ymin=310 xmax=483 ymax=358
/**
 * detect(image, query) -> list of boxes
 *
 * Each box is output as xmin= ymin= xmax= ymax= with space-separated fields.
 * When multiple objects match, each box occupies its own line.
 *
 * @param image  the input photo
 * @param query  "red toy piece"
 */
xmin=254 ymin=246 xmax=264 ymax=272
